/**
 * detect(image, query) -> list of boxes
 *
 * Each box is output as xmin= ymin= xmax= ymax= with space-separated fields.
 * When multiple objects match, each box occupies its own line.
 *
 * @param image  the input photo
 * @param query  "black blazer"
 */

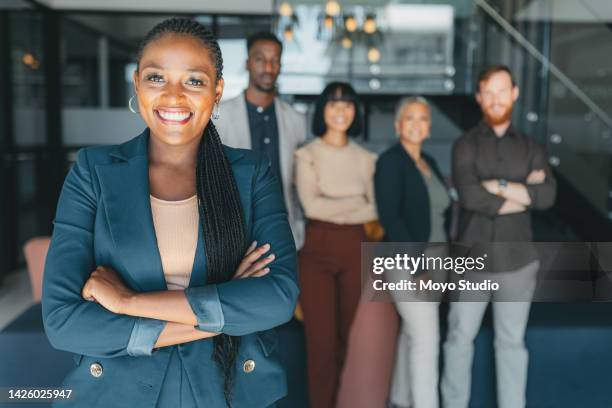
xmin=374 ymin=142 xmax=452 ymax=243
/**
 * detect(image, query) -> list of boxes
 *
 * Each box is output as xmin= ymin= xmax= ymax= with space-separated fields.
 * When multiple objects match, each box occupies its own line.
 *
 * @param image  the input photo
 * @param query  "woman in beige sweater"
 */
xmin=295 ymin=82 xmax=377 ymax=408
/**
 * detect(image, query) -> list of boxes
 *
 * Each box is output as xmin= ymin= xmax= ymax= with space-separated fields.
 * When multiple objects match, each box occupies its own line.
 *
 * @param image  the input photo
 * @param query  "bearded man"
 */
xmin=441 ymin=65 xmax=557 ymax=408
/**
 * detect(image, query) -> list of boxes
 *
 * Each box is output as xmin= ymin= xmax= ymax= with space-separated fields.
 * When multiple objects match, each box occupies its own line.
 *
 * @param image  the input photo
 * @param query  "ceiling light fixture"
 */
xmin=367 ymin=46 xmax=381 ymax=63
xmin=325 ymin=0 xmax=341 ymax=17
xmin=364 ymin=14 xmax=377 ymax=34
xmin=324 ymin=14 xmax=334 ymax=29
xmin=279 ymin=1 xmax=293 ymax=17
xmin=344 ymin=15 xmax=357 ymax=32
xmin=341 ymin=36 xmax=352 ymax=48
xmin=284 ymin=25 xmax=294 ymax=42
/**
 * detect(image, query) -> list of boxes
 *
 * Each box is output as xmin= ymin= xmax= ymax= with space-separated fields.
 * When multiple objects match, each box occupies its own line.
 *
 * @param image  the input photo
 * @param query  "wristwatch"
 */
xmin=498 ymin=179 xmax=508 ymax=196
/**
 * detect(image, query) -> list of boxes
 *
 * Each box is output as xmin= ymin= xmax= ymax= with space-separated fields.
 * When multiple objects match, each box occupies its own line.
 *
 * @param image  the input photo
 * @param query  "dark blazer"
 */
xmin=374 ymin=142 xmax=452 ymax=243
xmin=42 ymin=129 xmax=298 ymax=407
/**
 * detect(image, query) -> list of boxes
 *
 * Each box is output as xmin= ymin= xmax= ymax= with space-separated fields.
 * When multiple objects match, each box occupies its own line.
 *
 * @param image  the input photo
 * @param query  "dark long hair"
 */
xmin=311 ymin=81 xmax=363 ymax=137
xmin=136 ymin=18 xmax=247 ymax=406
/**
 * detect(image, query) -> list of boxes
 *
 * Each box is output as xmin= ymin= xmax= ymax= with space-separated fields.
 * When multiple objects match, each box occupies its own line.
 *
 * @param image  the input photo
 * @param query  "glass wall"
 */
xmin=10 ymin=11 xmax=50 ymax=271
xmin=3 ymin=0 xmax=612 ymax=280
xmin=12 ymin=12 xmax=46 ymax=147
xmin=216 ymin=15 xmax=274 ymax=98
xmin=284 ymin=0 xmax=612 ymax=223
xmin=0 ymin=1 xmax=50 ymax=282
xmin=276 ymin=3 xmax=459 ymax=96
xmin=61 ymin=18 xmax=100 ymax=107
xmin=471 ymin=0 xmax=612 ymax=226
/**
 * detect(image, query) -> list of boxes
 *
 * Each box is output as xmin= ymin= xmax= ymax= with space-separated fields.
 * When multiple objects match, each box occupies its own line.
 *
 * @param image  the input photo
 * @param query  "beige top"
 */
xmin=294 ymin=138 xmax=377 ymax=225
xmin=150 ymin=195 xmax=199 ymax=290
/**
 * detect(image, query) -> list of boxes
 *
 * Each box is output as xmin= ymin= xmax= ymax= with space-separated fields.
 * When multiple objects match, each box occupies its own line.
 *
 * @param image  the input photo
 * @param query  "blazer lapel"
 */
xmin=234 ymin=95 xmax=252 ymax=149
xmin=96 ymin=131 xmax=167 ymax=292
xmin=274 ymin=99 xmax=291 ymax=187
xmin=97 ymin=130 xmax=253 ymax=292
xmin=188 ymin=225 xmax=206 ymax=287
xmin=274 ymin=98 xmax=297 ymax=215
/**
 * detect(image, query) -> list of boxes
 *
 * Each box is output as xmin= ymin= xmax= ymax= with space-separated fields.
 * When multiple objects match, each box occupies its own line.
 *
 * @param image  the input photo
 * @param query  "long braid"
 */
xmin=197 ymin=122 xmax=246 ymax=406
xmin=137 ymin=18 xmax=247 ymax=406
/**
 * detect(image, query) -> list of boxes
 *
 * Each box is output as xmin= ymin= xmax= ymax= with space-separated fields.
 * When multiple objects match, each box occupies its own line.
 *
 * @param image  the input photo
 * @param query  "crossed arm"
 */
xmin=42 ymin=149 xmax=298 ymax=359
xmin=480 ymin=170 xmax=545 ymax=214
xmin=81 ymin=241 xmax=275 ymax=350
xmin=452 ymin=138 xmax=556 ymax=217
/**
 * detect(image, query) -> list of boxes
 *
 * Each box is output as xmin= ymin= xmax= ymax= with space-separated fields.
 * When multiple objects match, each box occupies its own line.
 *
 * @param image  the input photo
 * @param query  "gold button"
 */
xmin=243 ymin=359 xmax=255 ymax=373
xmin=90 ymin=362 xmax=103 ymax=378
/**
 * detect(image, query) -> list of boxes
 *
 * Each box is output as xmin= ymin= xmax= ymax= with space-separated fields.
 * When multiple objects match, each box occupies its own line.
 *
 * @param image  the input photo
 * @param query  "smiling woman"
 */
xmin=374 ymin=96 xmax=452 ymax=408
xmin=134 ymin=30 xmax=223 ymax=148
xmin=294 ymin=82 xmax=378 ymax=408
xmin=41 ymin=17 xmax=298 ymax=408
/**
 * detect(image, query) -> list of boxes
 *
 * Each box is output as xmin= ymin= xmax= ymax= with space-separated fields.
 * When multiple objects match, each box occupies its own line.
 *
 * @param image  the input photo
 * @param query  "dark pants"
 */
xmin=299 ymin=220 xmax=365 ymax=408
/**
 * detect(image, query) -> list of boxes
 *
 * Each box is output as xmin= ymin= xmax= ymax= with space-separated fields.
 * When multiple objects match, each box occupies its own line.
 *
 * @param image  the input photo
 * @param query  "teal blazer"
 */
xmin=42 ymin=129 xmax=299 ymax=407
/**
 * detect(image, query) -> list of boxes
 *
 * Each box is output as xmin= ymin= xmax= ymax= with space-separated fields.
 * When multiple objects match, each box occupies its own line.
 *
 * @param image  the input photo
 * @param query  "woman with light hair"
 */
xmin=374 ymin=96 xmax=452 ymax=408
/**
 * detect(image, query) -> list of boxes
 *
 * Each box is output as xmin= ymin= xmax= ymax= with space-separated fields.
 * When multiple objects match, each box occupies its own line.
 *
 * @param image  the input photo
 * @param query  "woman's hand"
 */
xmin=233 ymin=241 xmax=275 ymax=279
xmin=82 ymin=266 xmax=134 ymax=314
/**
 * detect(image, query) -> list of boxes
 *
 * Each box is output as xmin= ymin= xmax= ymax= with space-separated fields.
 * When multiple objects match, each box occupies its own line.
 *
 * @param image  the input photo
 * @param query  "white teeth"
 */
xmin=158 ymin=110 xmax=191 ymax=121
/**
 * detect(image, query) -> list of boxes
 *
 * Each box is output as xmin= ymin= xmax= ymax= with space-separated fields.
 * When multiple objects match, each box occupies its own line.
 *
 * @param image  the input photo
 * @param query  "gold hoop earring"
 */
xmin=128 ymin=95 xmax=139 ymax=114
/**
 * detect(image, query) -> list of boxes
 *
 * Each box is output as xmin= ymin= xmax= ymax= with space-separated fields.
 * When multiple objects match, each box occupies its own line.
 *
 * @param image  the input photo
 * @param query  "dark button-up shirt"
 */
xmin=245 ymin=96 xmax=283 ymax=197
xmin=452 ymin=121 xmax=557 ymax=271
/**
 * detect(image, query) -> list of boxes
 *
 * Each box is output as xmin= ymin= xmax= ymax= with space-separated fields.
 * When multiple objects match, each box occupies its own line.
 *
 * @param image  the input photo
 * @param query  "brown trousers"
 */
xmin=299 ymin=220 xmax=365 ymax=408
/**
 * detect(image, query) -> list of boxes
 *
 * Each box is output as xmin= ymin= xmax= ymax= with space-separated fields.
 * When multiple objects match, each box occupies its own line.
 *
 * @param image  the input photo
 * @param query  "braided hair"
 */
xmin=136 ymin=18 xmax=247 ymax=406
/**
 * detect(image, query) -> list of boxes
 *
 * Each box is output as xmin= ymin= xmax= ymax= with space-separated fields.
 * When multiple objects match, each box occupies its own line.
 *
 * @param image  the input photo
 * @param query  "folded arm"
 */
xmin=153 ymin=322 xmax=217 ymax=349
xmin=478 ymin=142 xmax=556 ymax=213
xmin=498 ymin=199 xmax=527 ymax=215
xmin=295 ymin=148 xmax=367 ymax=221
xmin=346 ymin=154 xmax=378 ymax=224
xmin=42 ymin=149 xmax=149 ymax=358
xmin=523 ymin=142 xmax=557 ymax=209
xmin=501 ymin=182 xmax=532 ymax=206
xmin=87 ymin=249 xmax=275 ymax=357
xmin=94 ymin=156 xmax=299 ymax=338
xmin=208 ymin=157 xmax=299 ymax=335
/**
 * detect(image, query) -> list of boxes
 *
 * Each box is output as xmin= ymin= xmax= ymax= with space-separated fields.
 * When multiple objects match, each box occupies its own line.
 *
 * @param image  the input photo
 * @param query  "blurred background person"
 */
xmin=374 ymin=96 xmax=452 ymax=408
xmin=213 ymin=31 xmax=308 ymax=407
xmin=295 ymin=82 xmax=377 ymax=408
xmin=441 ymin=65 xmax=556 ymax=408
xmin=214 ymin=31 xmax=306 ymax=250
